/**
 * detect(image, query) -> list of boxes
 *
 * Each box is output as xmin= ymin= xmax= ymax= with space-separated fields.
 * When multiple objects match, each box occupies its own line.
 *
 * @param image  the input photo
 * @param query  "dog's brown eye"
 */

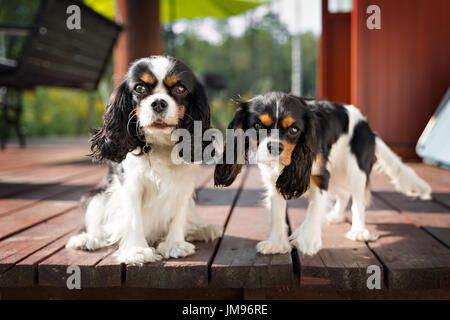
xmin=173 ymin=84 xmax=186 ymax=95
xmin=254 ymin=122 xmax=262 ymax=130
xmin=134 ymin=84 xmax=146 ymax=94
xmin=288 ymin=126 xmax=300 ymax=135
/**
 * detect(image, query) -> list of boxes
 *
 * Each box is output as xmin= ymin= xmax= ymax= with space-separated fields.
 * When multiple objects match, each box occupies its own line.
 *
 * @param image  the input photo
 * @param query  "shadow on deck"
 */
xmin=0 ymin=138 xmax=449 ymax=299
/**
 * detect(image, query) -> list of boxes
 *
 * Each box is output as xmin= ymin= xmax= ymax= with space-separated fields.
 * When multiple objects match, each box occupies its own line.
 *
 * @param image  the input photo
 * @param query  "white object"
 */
xmin=416 ymin=87 xmax=450 ymax=168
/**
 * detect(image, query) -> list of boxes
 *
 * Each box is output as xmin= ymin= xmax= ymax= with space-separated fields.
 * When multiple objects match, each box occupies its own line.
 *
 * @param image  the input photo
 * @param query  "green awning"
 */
xmin=161 ymin=0 xmax=268 ymax=23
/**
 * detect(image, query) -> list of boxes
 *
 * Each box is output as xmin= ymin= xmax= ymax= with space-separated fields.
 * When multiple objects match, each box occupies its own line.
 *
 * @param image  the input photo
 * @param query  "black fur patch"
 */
xmin=306 ymin=100 xmax=349 ymax=163
xmin=350 ymin=121 xmax=376 ymax=175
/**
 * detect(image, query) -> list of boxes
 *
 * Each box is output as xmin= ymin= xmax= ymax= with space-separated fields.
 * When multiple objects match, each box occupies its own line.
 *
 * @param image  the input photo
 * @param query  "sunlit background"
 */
xmin=0 ymin=0 xmax=323 ymax=137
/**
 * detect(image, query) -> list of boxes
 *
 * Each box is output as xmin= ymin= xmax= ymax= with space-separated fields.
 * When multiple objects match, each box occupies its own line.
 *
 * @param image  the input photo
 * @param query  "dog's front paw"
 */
xmin=256 ymin=239 xmax=291 ymax=255
xmin=345 ymin=228 xmax=379 ymax=242
xmin=186 ymin=224 xmax=223 ymax=242
xmin=66 ymin=233 xmax=106 ymax=251
xmin=157 ymin=241 xmax=196 ymax=259
xmin=289 ymin=226 xmax=322 ymax=256
xmin=118 ymin=247 xmax=162 ymax=265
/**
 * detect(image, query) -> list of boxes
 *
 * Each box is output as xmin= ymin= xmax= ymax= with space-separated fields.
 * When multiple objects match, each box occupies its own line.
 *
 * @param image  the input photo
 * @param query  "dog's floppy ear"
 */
xmin=183 ymin=79 xmax=211 ymax=132
xmin=276 ymin=107 xmax=317 ymax=199
xmin=177 ymin=79 xmax=211 ymax=162
xmin=214 ymin=100 xmax=249 ymax=187
xmin=90 ymin=81 xmax=142 ymax=163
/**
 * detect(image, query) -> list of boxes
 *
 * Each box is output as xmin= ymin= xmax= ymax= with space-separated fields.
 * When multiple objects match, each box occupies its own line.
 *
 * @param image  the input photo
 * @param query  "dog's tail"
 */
xmin=374 ymin=136 xmax=431 ymax=200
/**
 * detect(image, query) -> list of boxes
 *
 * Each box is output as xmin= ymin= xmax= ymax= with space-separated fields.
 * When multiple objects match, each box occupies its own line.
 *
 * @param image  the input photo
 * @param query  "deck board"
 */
xmin=362 ymin=196 xmax=450 ymax=290
xmin=370 ymin=168 xmax=450 ymax=248
xmin=125 ymin=167 xmax=246 ymax=288
xmin=287 ymin=197 xmax=383 ymax=290
xmin=0 ymin=169 xmax=105 ymax=240
xmin=0 ymin=139 xmax=449 ymax=293
xmin=0 ymin=168 xmax=105 ymax=216
xmin=210 ymin=167 xmax=294 ymax=288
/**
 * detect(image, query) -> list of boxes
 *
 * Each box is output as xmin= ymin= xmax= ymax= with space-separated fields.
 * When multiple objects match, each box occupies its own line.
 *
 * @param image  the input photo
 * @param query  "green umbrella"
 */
xmin=84 ymin=0 xmax=268 ymax=23
xmin=161 ymin=0 xmax=268 ymax=23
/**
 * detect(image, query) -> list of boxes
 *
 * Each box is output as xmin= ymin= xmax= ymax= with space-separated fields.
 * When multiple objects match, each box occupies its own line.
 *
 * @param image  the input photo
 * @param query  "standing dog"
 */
xmin=214 ymin=92 xmax=431 ymax=255
xmin=67 ymin=56 xmax=221 ymax=264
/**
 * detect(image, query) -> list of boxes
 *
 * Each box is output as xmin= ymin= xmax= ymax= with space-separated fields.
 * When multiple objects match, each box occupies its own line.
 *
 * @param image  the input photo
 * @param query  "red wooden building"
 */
xmin=318 ymin=0 xmax=450 ymax=159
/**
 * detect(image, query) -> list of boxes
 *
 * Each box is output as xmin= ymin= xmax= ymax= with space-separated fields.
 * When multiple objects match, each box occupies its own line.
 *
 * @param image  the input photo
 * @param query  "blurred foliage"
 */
xmin=0 ymin=0 xmax=40 ymax=25
xmin=0 ymin=0 xmax=40 ymax=60
xmin=20 ymin=87 xmax=104 ymax=137
xmin=164 ymin=13 xmax=318 ymax=130
xmin=2 ymin=4 xmax=317 ymax=138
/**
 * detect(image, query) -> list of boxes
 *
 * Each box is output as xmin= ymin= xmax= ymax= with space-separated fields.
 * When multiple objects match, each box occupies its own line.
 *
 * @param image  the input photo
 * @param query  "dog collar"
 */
xmin=132 ymin=144 xmax=152 ymax=157
xmin=142 ymin=144 xmax=152 ymax=154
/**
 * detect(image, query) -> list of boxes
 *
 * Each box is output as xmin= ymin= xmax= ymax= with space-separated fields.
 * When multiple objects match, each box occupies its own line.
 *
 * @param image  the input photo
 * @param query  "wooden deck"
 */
xmin=0 ymin=138 xmax=449 ymax=299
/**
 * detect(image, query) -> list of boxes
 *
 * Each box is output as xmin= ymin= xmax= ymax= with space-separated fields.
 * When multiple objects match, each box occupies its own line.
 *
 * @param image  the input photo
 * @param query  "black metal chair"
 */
xmin=0 ymin=0 xmax=121 ymax=148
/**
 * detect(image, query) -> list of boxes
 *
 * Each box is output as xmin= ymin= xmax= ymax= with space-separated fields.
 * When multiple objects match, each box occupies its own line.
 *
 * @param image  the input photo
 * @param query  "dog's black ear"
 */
xmin=90 ymin=81 xmax=141 ymax=163
xmin=276 ymin=108 xmax=317 ymax=199
xmin=177 ymin=80 xmax=211 ymax=162
xmin=190 ymin=80 xmax=211 ymax=132
xmin=214 ymin=100 xmax=249 ymax=187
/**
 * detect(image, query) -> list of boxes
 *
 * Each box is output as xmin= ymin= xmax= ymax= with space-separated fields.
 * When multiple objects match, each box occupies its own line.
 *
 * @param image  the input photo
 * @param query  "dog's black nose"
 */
xmin=267 ymin=141 xmax=284 ymax=155
xmin=151 ymin=99 xmax=168 ymax=113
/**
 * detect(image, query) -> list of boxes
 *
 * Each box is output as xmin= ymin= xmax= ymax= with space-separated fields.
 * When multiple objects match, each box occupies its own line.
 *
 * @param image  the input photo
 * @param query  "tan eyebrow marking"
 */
xmin=281 ymin=115 xmax=295 ymax=128
xmin=164 ymin=74 xmax=180 ymax=87
xmin=258 ymin=113 xmax=273 ymax=126
xmin=140 ymin=73 xmax=155 ymax=85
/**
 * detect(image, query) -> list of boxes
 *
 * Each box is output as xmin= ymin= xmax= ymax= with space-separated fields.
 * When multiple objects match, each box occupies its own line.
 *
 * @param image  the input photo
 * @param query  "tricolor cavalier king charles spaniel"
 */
xmin=67 ymin=56 xmax=222 ymax=264
xmin=215 ymin=92 xmax=431 ymax=256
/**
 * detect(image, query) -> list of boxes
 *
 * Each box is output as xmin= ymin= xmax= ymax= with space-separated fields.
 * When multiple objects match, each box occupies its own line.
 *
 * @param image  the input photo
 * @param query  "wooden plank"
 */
xmin=409 ymin=163 xmax=450 ymax=209
xmin=38 ymin=246 xmax=119 ymax=288
xmin=0 ymin=208 xmax=83 ymax=274
xmin=0 ymin=143 xmax=89 ymax=172
xmin=0 ymin=167 xmax=105 ymax=216
xmin=0 ymin=211 xmax=82 ymax=287
xmin=0 ymin=164 xmax=100 ymax=198
xmin=374 ymin=192 xmax=450 ymax=248
xmin=0 ymin=173 xmax=101 ymax=240
xmin=288 ymin=197 xmax=383 ymax=290
xmin=125 ymin=168 xmax=246 ymax=288
xmin=210 ymin=167 xmax=294 ymax=288
xmin=195 ymin=165 xmax=215 ymax=190
xmin=363 ymin=196 xmax=450 ymax=290
xmin=370 ymin=166 xmax=450 ymax=247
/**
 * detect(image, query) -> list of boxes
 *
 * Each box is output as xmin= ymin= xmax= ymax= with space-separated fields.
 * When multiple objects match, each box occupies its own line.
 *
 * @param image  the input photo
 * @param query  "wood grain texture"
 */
xmin=370 ymin=167 xmax=450 ymax=247
xmin=288 ymin=197 xmax=383 ymax=290
xmin=0 ymin=168 xmax=105 ymax=217
xmin=363 ymin=196 xmax=450 ymax=290
xmin=351 ymin=0 xmax=450 ymax=159
xmin=0 ymin=208 xmax=84 ymax=275
xmin=38 ymin=245 xmax=120 ymax=288
xmin=211 ymin=168 xmax=294 ymax=288
xmin=0 ymin=180 xmax=102 ymax=241
xmin=126 ymin=168 xmax=247 ymax=288
xmin=0 ymin=231 xmax=77 ymax=287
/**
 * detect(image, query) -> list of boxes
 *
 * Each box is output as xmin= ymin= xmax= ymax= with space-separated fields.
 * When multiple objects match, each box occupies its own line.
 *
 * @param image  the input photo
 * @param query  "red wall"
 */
xmin=352 ymin=0 xmax=450 ymax=159
xmin=319 ymin=0 xmax=450 ymax=159
xmin=318 ymin=5 xmax=351 ymax=104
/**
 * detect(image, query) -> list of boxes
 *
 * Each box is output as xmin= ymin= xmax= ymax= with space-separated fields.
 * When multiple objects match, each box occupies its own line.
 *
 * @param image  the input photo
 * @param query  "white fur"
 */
xmin=67 ymin=138 xmax=222 ymax=265
xmin=148 ymin=56 xmax=173 ymax=85
xmin=256 ymin=162 xmax=291 ymax=254
xmin=374 ymin=137 xmax=432 ymax=200
xmin=257 ymin=104 xmax=431 ymax=256
xmin=139 ymin=92 xmax=179 ymax=127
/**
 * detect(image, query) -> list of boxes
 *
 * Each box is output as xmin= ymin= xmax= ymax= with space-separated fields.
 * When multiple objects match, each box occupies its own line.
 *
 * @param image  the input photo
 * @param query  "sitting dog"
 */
xmin=67 ymin=56 xmax=222 ymax=264
xmin=214 ymin=92 xmax=431 ymax=255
